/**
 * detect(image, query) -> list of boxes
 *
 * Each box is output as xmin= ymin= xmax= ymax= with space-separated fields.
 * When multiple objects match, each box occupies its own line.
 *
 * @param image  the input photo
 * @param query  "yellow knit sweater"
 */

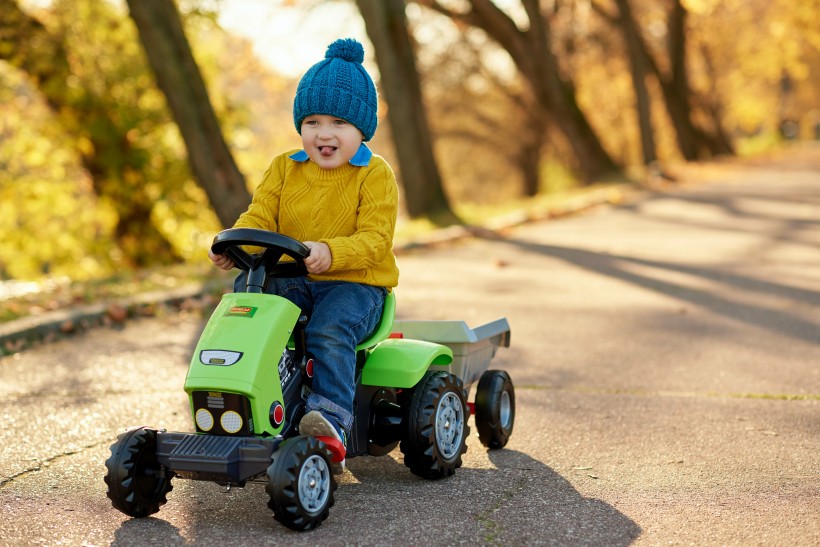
xmin=234 ymin=150 xmax=399 ymax=288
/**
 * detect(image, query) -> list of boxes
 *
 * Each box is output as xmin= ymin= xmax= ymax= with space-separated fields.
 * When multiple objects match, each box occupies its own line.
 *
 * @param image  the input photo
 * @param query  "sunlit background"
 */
xmin=1 ymin=0 xmax=817 ymax=288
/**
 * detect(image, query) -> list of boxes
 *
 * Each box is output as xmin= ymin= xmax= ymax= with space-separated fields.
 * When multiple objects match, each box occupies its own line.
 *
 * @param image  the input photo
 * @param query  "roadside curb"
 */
xmin=0 ymin=183 xmax=637 ymax=356
xmin=0 ymin=281 xmax=229 ymax=356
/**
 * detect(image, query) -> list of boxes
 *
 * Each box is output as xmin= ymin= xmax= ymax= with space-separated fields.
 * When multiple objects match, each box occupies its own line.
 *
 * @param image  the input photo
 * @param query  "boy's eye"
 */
xmin=333 ymin=119 xmax=347 ymax=125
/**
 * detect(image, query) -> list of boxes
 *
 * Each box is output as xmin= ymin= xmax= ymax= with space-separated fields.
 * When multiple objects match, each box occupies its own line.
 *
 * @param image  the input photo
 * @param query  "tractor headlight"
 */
xmin=220 ymin=411 xmax=243 ymax=434
xmin=200 ymin=350 xmax=243 ymax=366
xmin=195 ymin=408 xmax=214 ymax=431
xmin=191 ymin=391 xmax=253 ymax=435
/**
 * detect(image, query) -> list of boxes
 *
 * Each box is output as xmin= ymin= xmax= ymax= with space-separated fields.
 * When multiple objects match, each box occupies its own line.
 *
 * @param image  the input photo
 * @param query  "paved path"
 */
xmin=1 ymin=146 xmax=818 ymax=545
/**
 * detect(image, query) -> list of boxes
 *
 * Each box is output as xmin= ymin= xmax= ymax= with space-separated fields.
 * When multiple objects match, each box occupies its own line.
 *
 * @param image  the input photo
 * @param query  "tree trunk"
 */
xmin=517 ymin=107 xmax=547 ymax=197
xmin=0 ymin=0 xmax=180 ymax=266
xmin=593 ymin=0 xmax=733 ymax=161
xmin=697 ymin=41 xmax=735 ymax=155
xmin=356 ymin=0 xmax=456 ymax=221
xmin=125 ymin=0 xmax=250 ymax=228
xmin=614 ymin=0 xmax=657 ymax=166
xmin=664 ymin=0 xmax=700 ymax=160
xmin=663 ymin=0 xmax=733 ymax=158
xmin=518 ymin=139 xmax=541 ymax=197
xmin=425 ymin=0 xmax=620 ymax=183
xmin=523 ymin=0 xmax=619 ymax=182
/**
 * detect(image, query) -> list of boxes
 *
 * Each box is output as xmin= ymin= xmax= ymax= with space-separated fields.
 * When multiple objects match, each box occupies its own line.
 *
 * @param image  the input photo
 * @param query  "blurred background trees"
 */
xmin=357 ymin=0 xmax=456 ymax=221
xmin=126 ymin=0 xmax=251 ymax=228
xmin=1 ymin=0 xmax=817 ymax=282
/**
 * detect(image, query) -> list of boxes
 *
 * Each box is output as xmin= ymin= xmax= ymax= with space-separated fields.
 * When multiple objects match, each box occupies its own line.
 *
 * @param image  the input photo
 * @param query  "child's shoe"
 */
xmin=299 ymin=410 xmax=346 ymax=474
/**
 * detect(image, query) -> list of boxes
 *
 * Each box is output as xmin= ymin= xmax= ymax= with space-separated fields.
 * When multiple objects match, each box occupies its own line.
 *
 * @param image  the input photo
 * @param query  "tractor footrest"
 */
xmin=156 ymin=431 xmax=280 ymax=483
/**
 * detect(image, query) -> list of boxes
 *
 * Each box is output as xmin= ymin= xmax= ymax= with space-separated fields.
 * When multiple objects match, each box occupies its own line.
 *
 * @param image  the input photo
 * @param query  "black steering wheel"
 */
xmin=211 ymin=228 xmax=310 ymax=291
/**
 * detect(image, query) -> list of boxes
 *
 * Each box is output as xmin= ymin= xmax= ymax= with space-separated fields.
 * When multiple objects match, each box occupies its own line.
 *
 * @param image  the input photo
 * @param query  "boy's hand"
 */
xmin=208 ymin=250 xmax=235 ymax=270
xmin=304 ymin=241 xmax=331 ymax=274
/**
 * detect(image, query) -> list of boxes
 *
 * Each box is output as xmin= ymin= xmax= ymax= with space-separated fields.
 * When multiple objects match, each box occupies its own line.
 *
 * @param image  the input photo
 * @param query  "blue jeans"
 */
xmin=234 ymin=273 xmax=386 ymax=440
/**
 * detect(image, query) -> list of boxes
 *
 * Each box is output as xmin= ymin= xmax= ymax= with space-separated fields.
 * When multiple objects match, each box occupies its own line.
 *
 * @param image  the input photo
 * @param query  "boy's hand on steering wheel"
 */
xmin=304 ymin=241 xmax=331 ymax=274
xmin=208 ymin=249 xmax=235 ymax=270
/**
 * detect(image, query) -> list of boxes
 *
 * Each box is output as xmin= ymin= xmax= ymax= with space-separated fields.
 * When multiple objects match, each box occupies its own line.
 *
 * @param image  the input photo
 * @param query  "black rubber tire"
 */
xmin=104 ymin=426 xmax=174 ymax=518
xmin=266 ymin=436 xmax=337 ymax=531
xmin=475 ymin=370 xmax=515 ymax=449
xmin=401 ymin=371 xmax=469 ymax=480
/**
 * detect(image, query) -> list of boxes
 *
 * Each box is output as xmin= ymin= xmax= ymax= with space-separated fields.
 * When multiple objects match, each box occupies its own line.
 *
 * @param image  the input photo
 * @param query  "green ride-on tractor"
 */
xmin=104 ymin=228 xmax=514 ymax=531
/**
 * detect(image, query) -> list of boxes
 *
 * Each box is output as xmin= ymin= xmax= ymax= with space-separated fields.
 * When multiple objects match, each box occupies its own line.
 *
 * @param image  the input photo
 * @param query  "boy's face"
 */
xmin=300 ymin=114 xmax=364 ymax=170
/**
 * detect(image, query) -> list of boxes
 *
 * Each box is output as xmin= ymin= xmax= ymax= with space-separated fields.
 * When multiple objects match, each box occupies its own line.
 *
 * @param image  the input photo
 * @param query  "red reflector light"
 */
xmin=389 ymin=332 xmax=404 ymax=339
xmin=271 ymin=402 xmax=284 ymax=426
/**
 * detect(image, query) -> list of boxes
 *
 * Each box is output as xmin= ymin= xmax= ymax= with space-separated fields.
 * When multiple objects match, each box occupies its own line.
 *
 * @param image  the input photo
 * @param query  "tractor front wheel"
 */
xmin=266 ymin=436 xmax=337 ymax=531
xmin=104 ymin=426 xmax=174 ymax=518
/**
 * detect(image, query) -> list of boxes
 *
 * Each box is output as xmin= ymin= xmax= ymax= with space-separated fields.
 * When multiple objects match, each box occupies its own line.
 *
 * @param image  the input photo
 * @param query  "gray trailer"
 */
xmin=392 ymin=318 xmax=511 ymax=392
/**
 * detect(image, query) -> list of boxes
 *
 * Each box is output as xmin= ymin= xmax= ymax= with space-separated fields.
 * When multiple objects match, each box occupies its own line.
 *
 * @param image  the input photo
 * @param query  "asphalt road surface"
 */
xmin=1 ymin=148 xmax=818 ymax=545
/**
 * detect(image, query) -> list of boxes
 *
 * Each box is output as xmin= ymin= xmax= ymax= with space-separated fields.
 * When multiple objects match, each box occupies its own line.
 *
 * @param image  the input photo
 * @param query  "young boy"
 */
xmin=208 ymin=38 xmax=399 ymax=468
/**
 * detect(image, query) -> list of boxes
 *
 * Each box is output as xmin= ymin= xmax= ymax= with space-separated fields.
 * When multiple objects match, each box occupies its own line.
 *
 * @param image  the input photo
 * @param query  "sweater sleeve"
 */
xmin=233 ymin=155 xmax=286 ymax=232
xmin=321 ymin=160 xmax=398 ymax=273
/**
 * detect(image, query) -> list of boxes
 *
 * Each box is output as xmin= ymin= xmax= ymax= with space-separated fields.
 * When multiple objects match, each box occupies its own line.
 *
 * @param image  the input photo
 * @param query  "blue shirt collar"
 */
xmin=288 ymin=142 xmax=372 ymax=167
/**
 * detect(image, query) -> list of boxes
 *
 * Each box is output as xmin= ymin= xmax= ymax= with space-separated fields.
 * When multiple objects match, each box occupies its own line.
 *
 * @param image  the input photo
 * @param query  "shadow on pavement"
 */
xmin=341 ymin=447 xmax=642 ymax=545
xmin=496 ymin=238 xmax=820 ymax=345
xmin=620 ymin=188 xmax=820 ymax=244
xmin=484 ymin=448 xmax=641 ymax=545
xmin=113 ymin=517 xmax=186 ymax=546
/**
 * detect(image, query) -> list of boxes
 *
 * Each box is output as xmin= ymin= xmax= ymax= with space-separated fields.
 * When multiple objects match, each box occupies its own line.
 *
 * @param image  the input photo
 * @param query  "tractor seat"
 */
xmin=356 ymin=291 xmax=396 ymax=351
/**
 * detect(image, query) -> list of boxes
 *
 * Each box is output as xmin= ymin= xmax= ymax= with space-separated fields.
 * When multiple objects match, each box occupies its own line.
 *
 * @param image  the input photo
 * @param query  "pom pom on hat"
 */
xmin=293 ymin=38 xmax=378 ymax=141
xmin=325 ymin=38 xmax=365 ymax=63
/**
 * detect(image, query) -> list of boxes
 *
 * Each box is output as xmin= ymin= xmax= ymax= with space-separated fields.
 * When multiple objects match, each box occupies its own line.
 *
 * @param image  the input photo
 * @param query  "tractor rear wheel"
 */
xmin=401 ymin=371 xmax=469 ymax=480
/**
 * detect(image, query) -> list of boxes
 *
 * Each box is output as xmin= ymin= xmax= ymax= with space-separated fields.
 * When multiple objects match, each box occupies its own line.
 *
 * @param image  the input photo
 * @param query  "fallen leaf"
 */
xmin=107 ymin=304 xmax=127 ymax=323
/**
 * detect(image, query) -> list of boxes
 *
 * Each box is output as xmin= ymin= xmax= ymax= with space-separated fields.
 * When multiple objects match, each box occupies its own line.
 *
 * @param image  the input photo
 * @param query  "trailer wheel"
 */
xmin=475 ymin=370 xmax=515 ymax=449
xmin=266 ymin=437 xmax=337 ymax=531
xmin=104 ymin=426 xmax=174 ymax=518
xmin=401 ymin=371 xmax=469 ymax=480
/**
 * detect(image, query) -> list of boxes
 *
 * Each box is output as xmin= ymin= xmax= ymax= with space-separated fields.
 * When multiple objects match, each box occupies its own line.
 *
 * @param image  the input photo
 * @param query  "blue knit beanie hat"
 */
xmin=293 ymin=38 xmax=378 ymax=142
